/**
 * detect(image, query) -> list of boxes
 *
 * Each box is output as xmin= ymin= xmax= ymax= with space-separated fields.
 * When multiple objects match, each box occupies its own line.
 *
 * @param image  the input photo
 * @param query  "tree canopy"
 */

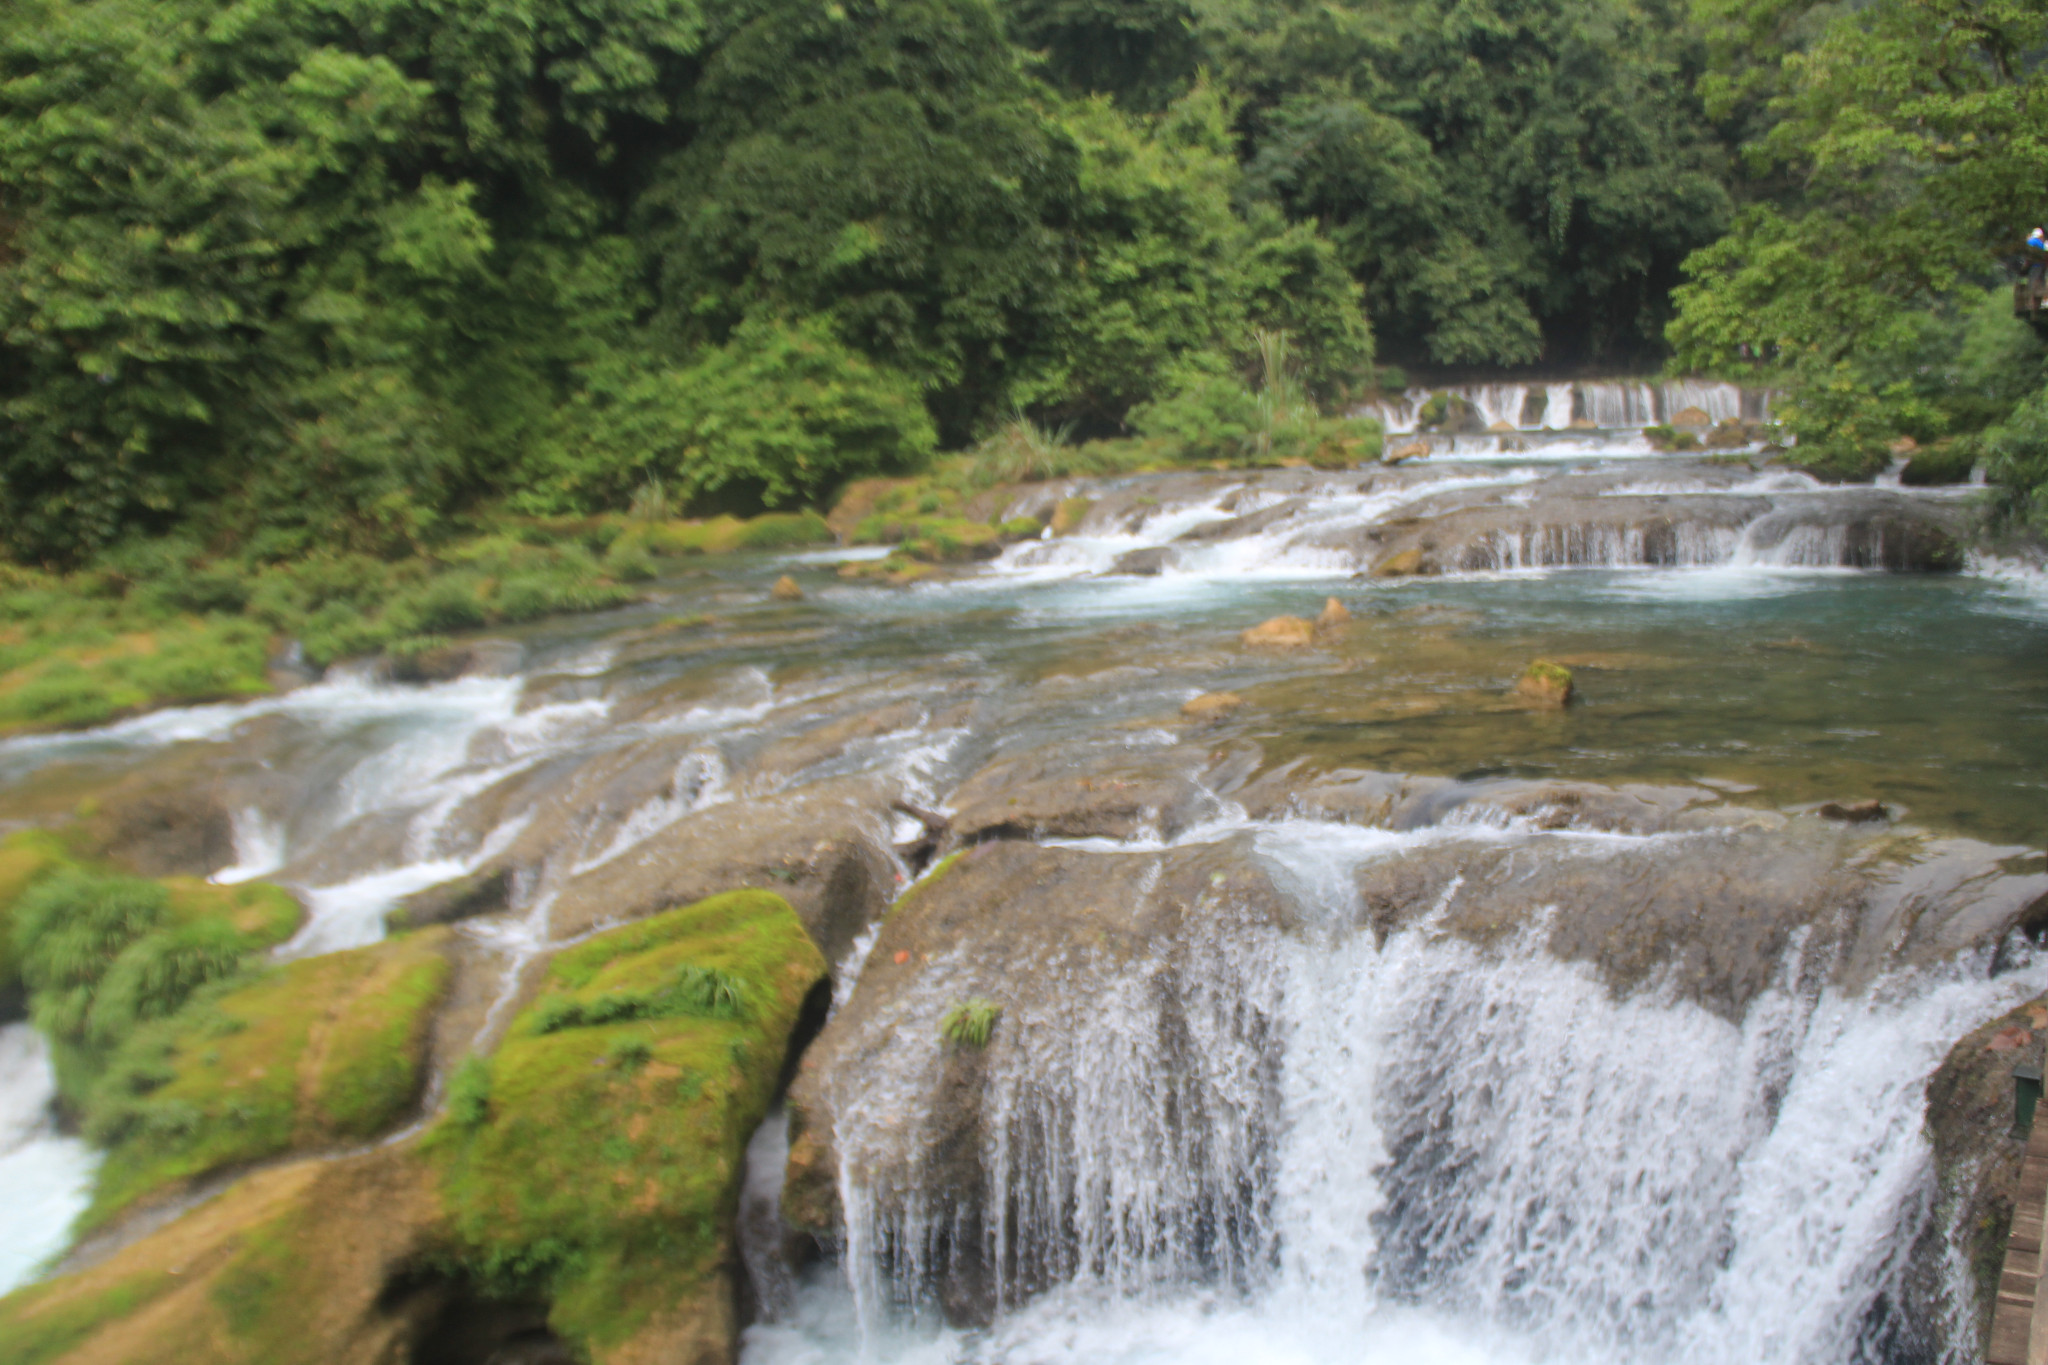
xmin=27 ymin=0 xmax=2033 ymax=560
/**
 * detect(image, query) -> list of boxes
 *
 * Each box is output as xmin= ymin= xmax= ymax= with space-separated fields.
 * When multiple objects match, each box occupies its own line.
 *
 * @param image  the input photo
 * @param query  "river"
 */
xmin=1 ymin=404 xmax=2044 ymax=1363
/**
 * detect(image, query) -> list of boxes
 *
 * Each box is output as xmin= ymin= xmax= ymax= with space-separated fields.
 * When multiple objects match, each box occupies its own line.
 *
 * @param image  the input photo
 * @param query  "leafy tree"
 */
xmin=1668 ymin=0 xmax=2048 ymax=486
xmin=641 ymin=0 xmax=1076 ymax=443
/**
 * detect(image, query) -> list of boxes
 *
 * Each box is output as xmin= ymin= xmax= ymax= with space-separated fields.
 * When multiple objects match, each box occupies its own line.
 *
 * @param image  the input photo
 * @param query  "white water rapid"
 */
xmin=1358 ymin=379 xmax=1767 ymax=435
xmin=748 ymin=817 xmax=2045 ymax=1365
xmin=0 ymin=1024 xmax=98 ymax=1296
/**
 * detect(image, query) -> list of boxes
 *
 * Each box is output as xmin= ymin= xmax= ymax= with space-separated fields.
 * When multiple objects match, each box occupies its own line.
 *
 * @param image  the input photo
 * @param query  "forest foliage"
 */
xmin=0 ymin=0 xmax=1735 ymax=565
xmin=6 ymin=0 xmax=2048 ymax=565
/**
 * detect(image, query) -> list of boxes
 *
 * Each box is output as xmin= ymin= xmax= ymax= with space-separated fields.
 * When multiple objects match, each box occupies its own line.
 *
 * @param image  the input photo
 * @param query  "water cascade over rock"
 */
xmin=1358 ymin=379 xmax=1768 ymax=435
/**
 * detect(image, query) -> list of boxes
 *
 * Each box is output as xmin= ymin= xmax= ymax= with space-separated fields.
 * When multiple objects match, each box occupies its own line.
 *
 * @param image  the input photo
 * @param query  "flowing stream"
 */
xmin=0 ymin=428 xmax=2044 ymax=1362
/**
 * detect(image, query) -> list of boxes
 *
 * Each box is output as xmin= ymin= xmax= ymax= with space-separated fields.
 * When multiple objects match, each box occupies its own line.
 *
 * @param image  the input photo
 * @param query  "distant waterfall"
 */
xmin=1359 ymin=380 xmax=1769 ymax=434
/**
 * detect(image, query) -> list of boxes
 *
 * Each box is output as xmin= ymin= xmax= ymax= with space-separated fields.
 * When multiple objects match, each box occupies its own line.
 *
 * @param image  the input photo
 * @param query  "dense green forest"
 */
xmin=1 ymin=0 xmax=2046 ymax=564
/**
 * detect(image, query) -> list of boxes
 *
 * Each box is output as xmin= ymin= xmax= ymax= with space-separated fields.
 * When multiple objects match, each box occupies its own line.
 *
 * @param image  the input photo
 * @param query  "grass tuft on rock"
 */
xmin=428 ymin=889 xmax=827 ymax=1361
xmin=940 ymin=997 xmax=1002 ymax=1048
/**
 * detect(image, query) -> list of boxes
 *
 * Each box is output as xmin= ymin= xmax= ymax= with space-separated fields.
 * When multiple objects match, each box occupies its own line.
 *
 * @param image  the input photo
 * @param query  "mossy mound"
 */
xmin=14 ymin=859 xmax=304 ymax=1109
xmin=850 ymin=514 xmax=1008 ymax=563
xmin=429 ymin=889 xmax=827 ymax=1362
xmin=0 ymin=829 xmax=73 ymax=1015
xmin=79 ymin=931 xmax=450 ymax=1230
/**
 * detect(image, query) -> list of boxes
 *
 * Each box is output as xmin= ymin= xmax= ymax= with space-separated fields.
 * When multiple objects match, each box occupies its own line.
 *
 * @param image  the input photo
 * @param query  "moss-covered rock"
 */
xmin=0 ymin=829 xmax=71 ymax=1017
xmin=429 ymin=889 xmax=827 ymax=1363
xmin=15 ymin=863 xmax=304 ymax=1109
xmin=1514 ymin=660 xmax=1574 ymax=708
xmin=1049 ymin=496 xmax=1093 ymax=535
xmin=79 ymin=930 xmax=449 ymax=1229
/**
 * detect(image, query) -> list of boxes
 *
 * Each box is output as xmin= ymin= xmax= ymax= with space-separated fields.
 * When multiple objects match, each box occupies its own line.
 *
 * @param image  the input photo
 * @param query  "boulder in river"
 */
xmin=385 ymin=866 xmax=514 ymax=932
xmin=782 ymin=836 xmax=1293 ymax=1322
xmin=1181 ymin=691 xmax=1243 ymax=722
xmin=1385 ymin=441 xmax=1431 ymax=464
xmin=1241 ymin=615 xmax=1316 ymax=648
xmin=771 ymin=575 xmax=805 ymax=601
xmin=1050 ymin=496 xmax=1094 ymax=535
xmin=1372 ymin=547 xmax=1425 ymax=577
xmin=1110 ymin=546 xmax=1175 ymax=576
xmin=1817 ymin=798 xmax=1888 ymax=823
xmin=541 ymin=775 xmax=898 ymax=962
xmin=1315 ymin=596 xmax=1350 ymax=632
xmin=1515 ymin=660 xmax=1574 ymax=707
xmin=1670 ymin=405 xmax=1713 ymax=427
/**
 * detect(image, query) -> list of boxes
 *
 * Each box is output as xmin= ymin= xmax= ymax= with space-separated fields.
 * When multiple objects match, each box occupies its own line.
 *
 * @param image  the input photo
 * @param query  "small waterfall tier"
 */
xmin=1359 ymin=380 xmax=1769 ymax=434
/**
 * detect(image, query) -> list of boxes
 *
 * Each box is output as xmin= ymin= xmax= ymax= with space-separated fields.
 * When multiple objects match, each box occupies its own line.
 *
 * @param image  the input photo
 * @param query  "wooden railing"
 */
xmin=1991 ymin=1058 xmax=2048 ymax=1365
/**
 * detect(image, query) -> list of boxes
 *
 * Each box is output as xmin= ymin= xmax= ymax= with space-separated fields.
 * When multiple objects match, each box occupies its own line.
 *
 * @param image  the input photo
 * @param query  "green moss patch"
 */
xmin=14 ymin=864 xmax=306 ymax=1108
xmin=0 ymin=829 xmax=71 ymax=1010
xmin=79 ymin=931 xmax=449 ymax=1228
xmin=430 ymin=890 xmax=826 ymax=1360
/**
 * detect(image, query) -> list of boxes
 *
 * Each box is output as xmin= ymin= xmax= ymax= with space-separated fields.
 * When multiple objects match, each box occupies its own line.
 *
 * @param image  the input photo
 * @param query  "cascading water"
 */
xmin=0 ymin=1025 xmax=97 ymax=1296
xmin=752 ymin=814 xmax=2048 ymax=1365
xmin=1358 ymin=380 xmax=1767 ymax=435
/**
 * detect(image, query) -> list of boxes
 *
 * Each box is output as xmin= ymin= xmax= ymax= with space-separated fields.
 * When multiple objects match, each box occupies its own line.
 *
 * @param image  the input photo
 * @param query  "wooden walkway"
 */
xmin=1990 ymin=1115 xmax=2048 ymax=1364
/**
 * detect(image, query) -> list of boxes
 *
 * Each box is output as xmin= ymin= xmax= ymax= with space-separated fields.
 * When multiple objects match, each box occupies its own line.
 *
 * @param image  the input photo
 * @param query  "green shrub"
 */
xmin=528 ymin=317 xmax=938 ymax=513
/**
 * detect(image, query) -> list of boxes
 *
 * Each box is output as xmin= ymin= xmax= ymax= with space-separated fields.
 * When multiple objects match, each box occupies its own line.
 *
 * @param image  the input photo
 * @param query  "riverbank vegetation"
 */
xmin=2 ymin=0 xmax=2047 ymax=721
xmin=1668 ymin=0 xmax=2048 ymax=509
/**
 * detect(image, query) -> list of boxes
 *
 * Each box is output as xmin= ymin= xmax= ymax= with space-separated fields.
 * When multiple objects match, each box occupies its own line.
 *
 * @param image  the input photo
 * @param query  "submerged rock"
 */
xmin=1371 ymin=547 xmax=1425 ymax=577
xmin=1181 ymin=691 xmax=1244 ymax=722
xmin=941 ymin=744 xmax=1221 ymax=845
xmin=1241 ymin=615 xmax=1315 ymax=648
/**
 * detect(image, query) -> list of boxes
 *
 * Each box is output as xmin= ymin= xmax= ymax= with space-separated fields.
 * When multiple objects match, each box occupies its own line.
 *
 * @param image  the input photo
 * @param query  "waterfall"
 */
xmin=1359 ymin=381 xmax=1768 ymax=434
xmin=766 ymin=816 xmax=2048 ymax=1365
xmin=0 ymin=1024 xmax=98 ymax=1296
